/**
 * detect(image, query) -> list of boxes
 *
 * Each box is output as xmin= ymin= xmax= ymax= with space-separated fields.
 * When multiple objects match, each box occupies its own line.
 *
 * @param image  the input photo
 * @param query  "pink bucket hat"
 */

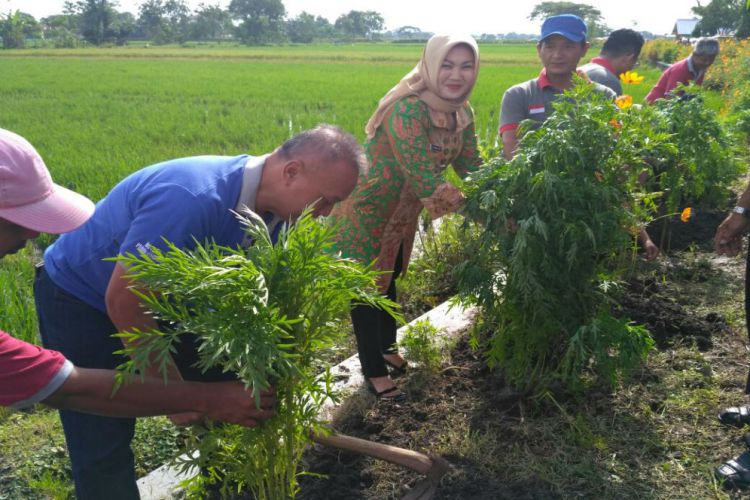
xmin=0 ymin=128 xmax=94 ymax=233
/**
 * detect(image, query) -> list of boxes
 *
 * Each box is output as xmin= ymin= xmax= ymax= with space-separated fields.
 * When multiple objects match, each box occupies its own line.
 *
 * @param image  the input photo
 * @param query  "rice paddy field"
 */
xmin=0 ymin=43 xmax=661 ymax=344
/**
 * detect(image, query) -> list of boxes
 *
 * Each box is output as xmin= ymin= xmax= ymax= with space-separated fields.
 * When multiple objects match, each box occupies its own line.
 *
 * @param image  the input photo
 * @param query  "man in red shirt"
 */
xmin=645 ymin=37 xmax=720 ymax=103
xmin=0 ymin=127 xmax=274 ymax=424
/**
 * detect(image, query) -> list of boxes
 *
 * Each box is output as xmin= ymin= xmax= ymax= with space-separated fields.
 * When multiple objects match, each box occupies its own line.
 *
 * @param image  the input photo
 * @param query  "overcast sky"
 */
xmin=1 ymin=0 xmax=699 ymax=36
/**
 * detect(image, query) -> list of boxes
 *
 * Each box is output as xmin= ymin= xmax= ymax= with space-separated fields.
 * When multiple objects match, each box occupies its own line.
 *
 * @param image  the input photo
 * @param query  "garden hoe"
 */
xmin=312 ymin=432 xmax=450 ymax=500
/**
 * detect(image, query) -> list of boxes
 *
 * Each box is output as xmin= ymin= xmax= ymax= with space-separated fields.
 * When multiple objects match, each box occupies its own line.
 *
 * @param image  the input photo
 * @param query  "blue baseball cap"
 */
xmin=540 ymin=14 xmax=587 ymax=43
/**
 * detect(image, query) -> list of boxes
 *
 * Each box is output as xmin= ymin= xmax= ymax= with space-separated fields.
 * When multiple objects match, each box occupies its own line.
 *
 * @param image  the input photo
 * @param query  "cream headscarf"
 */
xmin=365 ymin=34 xmax=480 ymax=140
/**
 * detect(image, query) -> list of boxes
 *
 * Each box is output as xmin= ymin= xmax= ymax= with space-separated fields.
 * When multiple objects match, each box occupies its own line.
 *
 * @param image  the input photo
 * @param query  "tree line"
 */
xmin=1 ymin=0 xmax=746 ymax=50
xmin=0 ymin=0 xmax=386 ymax=48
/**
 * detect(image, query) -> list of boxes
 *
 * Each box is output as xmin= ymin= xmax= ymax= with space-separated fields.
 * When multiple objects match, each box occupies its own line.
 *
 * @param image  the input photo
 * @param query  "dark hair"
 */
xmin=600 ymin=29 xmax=645 ymax=58
xmin=280 ymin=124 xmax=367 ymax=176
xmin=694 ymin=37 xmax=720 ymax=56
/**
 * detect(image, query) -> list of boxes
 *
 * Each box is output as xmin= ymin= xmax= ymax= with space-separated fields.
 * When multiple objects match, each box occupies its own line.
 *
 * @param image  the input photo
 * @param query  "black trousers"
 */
xmin=351 ymin=246 xmax=404 ymax=378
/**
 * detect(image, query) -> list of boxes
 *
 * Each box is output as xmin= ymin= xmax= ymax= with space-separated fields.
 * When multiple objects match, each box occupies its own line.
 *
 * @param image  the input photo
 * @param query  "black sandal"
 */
xmin=383 ymin=357 xmax=409 ymax=378
xmin=719 ymin=405 xmax=750 ymax=427
xmin=365 ymin=378 xmax=406 ymax=402
xmin=716 ymin=450 xmax=750 ymax=490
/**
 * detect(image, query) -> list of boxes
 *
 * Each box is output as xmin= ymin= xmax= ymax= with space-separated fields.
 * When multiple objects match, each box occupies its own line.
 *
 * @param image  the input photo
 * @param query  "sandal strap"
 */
xmin=720 ymin=405 xmax=750 ymax=427
xmin=375 ymin=386 xmax=401 ymax=397
xmin=717 ymin=450 xmax=750 ymax=487
xmin=374 ymin=384 xmax=407 ymax=402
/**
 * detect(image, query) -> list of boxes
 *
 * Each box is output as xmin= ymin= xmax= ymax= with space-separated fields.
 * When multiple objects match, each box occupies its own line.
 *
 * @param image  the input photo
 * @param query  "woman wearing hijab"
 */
xmin=331 ymin=34 xmax=482 ymax=401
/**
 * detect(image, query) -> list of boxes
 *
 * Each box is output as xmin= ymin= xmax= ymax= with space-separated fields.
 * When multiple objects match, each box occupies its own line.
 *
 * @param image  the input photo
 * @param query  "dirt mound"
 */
xmin=617 ymin=278 xmax=731 ymax=350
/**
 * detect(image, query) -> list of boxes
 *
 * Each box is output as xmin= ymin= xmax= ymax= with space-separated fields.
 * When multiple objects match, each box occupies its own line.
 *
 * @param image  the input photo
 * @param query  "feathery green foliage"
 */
xmin=114 ymin=209 xmax=399 ymax=499
xmin=649 ymin=86 xmax=742 ymax=212
xmin=399 ymin=319 xmax=442 ymax=374
xmin=457 ymin=82 xmax=658 ymax=393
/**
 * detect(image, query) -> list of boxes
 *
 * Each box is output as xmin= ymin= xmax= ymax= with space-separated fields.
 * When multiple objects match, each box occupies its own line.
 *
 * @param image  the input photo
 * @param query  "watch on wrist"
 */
xmin=733 ymin=206 xmax=750 ymax=218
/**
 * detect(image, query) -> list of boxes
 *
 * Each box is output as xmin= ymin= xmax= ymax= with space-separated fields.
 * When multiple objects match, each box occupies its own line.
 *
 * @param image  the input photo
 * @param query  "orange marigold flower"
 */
xmin=609 ymin=118 xmax=622 ymax=129
xmin=680 ymin=207 xmax=692 ymax=223
xmin=619 ymin=71 xmax=645 ymax=84
xmin=615 ymin=95 xmax=633 ymax=109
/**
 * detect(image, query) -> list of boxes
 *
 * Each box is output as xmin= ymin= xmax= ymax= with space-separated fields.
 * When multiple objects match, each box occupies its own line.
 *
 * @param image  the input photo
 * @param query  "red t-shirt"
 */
xmin=645 ymin=57 xmax=706 ymax=103
xmin=0 ymin=330 xmax=73 ymax=409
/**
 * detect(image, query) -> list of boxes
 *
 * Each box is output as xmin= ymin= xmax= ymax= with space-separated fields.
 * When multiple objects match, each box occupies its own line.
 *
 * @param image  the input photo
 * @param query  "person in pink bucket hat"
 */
xmin=0 ymin=127 xmax=275 ymax=427
xmin=0 ymin=128 xmax=94 ymax=256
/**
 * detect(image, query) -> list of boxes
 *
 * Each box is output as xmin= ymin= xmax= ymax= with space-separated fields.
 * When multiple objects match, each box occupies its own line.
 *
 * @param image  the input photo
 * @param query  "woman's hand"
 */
xmin=422 ymin=183 xmax=464 ymax=220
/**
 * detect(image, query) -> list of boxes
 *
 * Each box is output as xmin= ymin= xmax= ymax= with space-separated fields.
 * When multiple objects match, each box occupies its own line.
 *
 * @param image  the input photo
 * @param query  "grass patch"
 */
xmin=0 ymin=407 xmax=186 ymax=499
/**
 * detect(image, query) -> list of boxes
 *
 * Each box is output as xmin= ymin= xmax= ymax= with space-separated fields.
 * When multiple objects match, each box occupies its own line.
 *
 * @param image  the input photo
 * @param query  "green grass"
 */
xmin=0 ymin=408 xmax=187 ymax=499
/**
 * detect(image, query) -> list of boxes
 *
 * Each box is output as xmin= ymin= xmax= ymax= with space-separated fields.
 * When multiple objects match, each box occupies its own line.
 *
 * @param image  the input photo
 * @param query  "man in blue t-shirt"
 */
xmin=1 ymin=127 xmax=276 ymax=424
xmin=33 ymin=124 xmax=366 ymax=500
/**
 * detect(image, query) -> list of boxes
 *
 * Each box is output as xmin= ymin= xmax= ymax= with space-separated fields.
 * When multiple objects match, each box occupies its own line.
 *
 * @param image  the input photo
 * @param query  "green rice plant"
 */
xmin=114 ymin=209 xmax=399 ymax=499
xmin=398 ymin=319 xmax=442 ymax=373
xmin=457 ymin=82 xmax=658 ymax=393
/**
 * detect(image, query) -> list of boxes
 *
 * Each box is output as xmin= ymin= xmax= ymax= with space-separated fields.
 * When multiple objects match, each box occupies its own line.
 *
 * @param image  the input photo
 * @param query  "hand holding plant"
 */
xmin=115 ymin=209 xmax=399 ymax=499
xmin=422 ymin=182 xmax=465 ymax=220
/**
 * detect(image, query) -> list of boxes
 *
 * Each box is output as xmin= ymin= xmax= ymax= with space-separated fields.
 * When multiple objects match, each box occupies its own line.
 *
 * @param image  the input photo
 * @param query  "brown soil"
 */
xmin=617 ymin=276 xmax=731 ymax=351
xmin=295 ymin=270 xmax=733 ymax=499
xmin=297 ymin=335 xmax=557 ymax=500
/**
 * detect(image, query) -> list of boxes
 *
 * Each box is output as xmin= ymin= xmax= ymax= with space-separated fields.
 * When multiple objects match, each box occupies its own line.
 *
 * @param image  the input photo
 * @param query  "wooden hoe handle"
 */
xmin=311 ymin=432 xmax=448 ymax=478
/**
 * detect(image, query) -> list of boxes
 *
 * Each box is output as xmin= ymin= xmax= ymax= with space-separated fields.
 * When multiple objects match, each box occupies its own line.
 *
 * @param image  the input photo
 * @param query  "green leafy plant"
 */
xmin=649 ymin=86 xmax=742 ymax=213
xmin=399 ymin=213 xmax=481 ymax=320
xmin=457 ymin=82 xmax=657 ymax=393
xmin=399 ymin=319 xmax=443 ymax=373
xmin=114 ymin=210 xmax=399 ymax=499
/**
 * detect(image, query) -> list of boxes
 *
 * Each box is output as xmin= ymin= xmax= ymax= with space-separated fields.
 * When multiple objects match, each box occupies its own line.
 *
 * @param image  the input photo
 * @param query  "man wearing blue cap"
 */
xmin=499 ymin=14 xmax=616 ymax=160
xmin=498 ymin=16 xmax=660 ymax=260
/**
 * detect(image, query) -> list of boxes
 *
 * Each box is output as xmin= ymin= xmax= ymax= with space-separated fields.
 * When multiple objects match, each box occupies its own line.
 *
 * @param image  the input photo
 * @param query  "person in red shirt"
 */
xmin=0 ymin=127 xmax=274 ymax=424
xmin=645 ymin=37 xmax=719 ymax=103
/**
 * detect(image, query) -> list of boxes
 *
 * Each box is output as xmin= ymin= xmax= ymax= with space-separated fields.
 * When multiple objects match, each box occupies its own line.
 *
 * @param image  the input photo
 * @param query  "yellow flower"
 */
xmin=619 ymin=71 xmax=645 ymax=84
xmin=615 ymin=95 xmax=633 ymax=109
xmin=680 ymin=207 xmax=692 ymax=223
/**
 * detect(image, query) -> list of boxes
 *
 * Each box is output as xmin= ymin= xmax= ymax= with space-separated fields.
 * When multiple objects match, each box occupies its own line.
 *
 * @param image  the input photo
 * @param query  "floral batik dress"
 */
xmin=331 ymin=95 xmax=482 ymax=292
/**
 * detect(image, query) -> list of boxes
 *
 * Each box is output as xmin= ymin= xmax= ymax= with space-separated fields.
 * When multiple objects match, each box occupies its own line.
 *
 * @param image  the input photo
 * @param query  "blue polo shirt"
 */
xmin=44 ymin=155 xmax=253 ymax=312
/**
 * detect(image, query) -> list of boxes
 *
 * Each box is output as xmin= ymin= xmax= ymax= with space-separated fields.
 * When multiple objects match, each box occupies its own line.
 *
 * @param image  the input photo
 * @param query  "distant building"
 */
xmin=672 ymin=19 xmax=699 ymax=41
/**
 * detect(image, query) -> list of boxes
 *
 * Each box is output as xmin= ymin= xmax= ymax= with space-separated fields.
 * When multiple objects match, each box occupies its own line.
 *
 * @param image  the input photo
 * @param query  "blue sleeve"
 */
xmin=119 ymin=184 xmax=214 ymax=258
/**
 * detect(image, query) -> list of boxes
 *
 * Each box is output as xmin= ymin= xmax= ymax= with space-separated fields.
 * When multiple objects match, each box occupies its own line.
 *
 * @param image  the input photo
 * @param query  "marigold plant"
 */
xmin=115 ymin=210 xmax=399 ymax=499
xmin=648 ymin=87 xmax=742 ymax=213
xmin=680 ymin=207 xmax=692 ymax=223
xmin=457 ymin=82 xmax=658 ymax=393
